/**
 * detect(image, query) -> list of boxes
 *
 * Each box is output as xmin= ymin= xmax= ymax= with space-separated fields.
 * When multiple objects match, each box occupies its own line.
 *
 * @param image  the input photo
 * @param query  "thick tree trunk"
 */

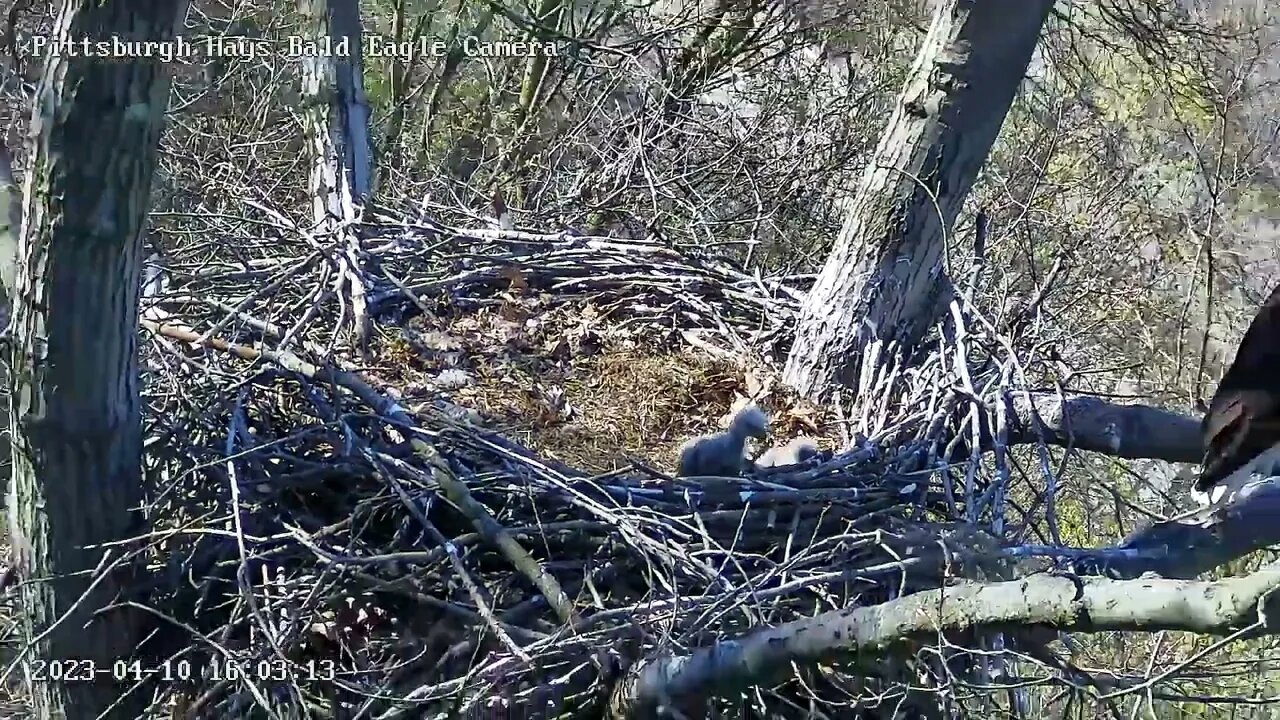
xmin=0 ymin=146 xmax=19 ymax=488
xmin=298 ymin=0 xmax=372 ymax=204
xmin=782 ymin=0 xmax=1054 ymax=401
xmin=297 ymin=0 xmax=374 ymax=353
xmin=6 ymin=0 xmax=186 ymax=717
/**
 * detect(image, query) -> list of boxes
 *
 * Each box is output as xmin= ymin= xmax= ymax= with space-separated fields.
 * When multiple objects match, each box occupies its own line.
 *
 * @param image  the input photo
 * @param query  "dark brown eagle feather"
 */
xmin=1198 ymin=284 xmax=1280 ymax=493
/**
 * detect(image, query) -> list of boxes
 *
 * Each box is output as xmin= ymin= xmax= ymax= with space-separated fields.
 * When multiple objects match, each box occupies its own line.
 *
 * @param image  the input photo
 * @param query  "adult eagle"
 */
xmin=1195 ymin=283 xmax=1280 ymax=505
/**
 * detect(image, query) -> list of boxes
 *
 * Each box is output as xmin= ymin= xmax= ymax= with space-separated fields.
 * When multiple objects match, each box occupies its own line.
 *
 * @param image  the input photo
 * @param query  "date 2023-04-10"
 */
xmin=26 ymin=656 xmax=338 ymax=683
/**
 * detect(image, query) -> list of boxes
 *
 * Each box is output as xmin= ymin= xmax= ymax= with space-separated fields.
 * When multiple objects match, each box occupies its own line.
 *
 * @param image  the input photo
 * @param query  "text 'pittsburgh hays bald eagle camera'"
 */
xmin=1196 ymin=283 xmax=1280 ymax=506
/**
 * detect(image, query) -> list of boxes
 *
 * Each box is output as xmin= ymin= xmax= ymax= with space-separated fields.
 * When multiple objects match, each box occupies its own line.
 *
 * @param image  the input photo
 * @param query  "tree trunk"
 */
xmin=298 ymin=0 xmax=372 ymax=204
xmin=513 ymin=0 xmax=562 ymax=129
xmin=6 ymin=0 xmax=186 ymax=717
xmin=782 ymin=0 xmax=1054 ymax=401
xmin=0 ymin=144 xmax=20 ymax=309
xmin=0 ymin=145 xmax=20 ymax=492
xmin=297 ymin=0 xmax=374 ymax=354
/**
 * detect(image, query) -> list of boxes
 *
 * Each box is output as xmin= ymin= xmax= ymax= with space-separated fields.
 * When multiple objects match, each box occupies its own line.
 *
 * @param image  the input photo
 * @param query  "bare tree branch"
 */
xmin=1010 ymin=480 xmax=1280 ymax=580
xmin=608 ymin=561 xmax=1280 ymax=717
xmin=994 ymin=392 xmax=1200 ymax=464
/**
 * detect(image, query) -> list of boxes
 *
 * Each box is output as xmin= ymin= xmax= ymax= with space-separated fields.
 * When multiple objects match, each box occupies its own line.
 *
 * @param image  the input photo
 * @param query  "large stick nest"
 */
xmin=123 ymin=204 xmax=1014 ymax=718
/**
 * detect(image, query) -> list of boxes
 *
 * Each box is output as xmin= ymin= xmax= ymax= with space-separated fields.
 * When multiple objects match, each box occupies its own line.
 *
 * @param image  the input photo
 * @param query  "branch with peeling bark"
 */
xmin=608 ymin=562 xmax=1280 ymax=717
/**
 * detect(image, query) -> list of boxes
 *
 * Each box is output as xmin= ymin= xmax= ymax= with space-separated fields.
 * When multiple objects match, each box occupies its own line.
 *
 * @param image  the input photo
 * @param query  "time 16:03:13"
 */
xmin=31 ymin=655 xmax=337 ymax=676
xmin=105 ymin=657 xmax=339 ymax=682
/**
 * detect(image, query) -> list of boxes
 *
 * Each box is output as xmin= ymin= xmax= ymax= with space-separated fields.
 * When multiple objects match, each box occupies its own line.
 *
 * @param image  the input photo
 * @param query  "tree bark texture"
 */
xmin=0 ymin=144 xmax=20 ymax=307
xmin=975 ymin=391 xmax=1201 ymax=465
xmin=609 ymin=563 xmax=1280 ymax=717
xmin=783 ymin=0 xmax=1055 ymax=400
xmin=0 ymin=145 xmax=19 ymax=487
xmin=298 ymin=0 xmax=372 ymax=206
xmin=7 ymin=0 xmax=187 ymax=717
xmin=297 ymin=0 xmax=373 ymax=352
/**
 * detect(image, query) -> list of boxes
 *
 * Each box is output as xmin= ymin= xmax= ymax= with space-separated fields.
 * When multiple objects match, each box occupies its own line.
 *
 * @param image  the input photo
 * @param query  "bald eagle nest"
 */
xmin=98 ymin=217 xmax=1022 ymax=719
xmin=138 ymin=362 xmax=984 ymax=718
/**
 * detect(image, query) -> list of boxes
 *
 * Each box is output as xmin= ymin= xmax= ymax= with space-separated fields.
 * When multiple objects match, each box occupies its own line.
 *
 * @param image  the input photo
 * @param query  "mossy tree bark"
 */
xmin=782 ymin=0 xmax=1055 ymax=401
xmin=6 ymin=0 xmax=187 ymax=717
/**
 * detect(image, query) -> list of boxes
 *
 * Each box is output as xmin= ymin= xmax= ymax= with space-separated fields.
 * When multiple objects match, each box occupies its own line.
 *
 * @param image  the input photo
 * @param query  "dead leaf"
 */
xmin=493 ymin=189 xmax=514 ymax=230
xmin=499 ymin=297 xmax=528 ymax=322
xmin=781 ymin=403 xmax=822 ymax=432
xmin=417 ymin=330 xmax=463 ymax=352
xmin=499 ymin=264 xmax=528 ymax=292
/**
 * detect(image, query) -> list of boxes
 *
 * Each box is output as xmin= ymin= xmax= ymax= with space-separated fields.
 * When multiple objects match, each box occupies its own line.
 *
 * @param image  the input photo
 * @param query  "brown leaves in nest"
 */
xmin=734 ymin=366 xmax=828 ymax=437
xmin=307 ymin=592 xmax=399 ymax=664
xmin=774 ymin=400 xmax=824 ymax=434
xmin=499 ymin=264 xmax=529 ymax=293
xmin=379 ymin=337 xmax=420 ymax=372
xmin=416 ymin=330 xmax=463 ymax=352
xmin=528 ymin=384 xmax=573 ymax=428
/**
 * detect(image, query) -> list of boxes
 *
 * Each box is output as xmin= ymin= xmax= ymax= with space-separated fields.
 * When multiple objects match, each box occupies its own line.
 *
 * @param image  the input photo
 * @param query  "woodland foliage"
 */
xmin=0 ymin=0 xmax=1279 ymax=718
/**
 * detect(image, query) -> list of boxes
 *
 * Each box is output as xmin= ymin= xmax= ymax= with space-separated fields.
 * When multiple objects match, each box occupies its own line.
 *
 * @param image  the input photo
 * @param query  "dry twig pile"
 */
xmin=117 ymin=206 xmax=1029 ymax=717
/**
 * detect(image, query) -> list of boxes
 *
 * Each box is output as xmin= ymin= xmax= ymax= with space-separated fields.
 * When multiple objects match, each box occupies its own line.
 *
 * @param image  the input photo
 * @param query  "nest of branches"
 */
xmin=125 ymin=206 xmax=1031 ymax=718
